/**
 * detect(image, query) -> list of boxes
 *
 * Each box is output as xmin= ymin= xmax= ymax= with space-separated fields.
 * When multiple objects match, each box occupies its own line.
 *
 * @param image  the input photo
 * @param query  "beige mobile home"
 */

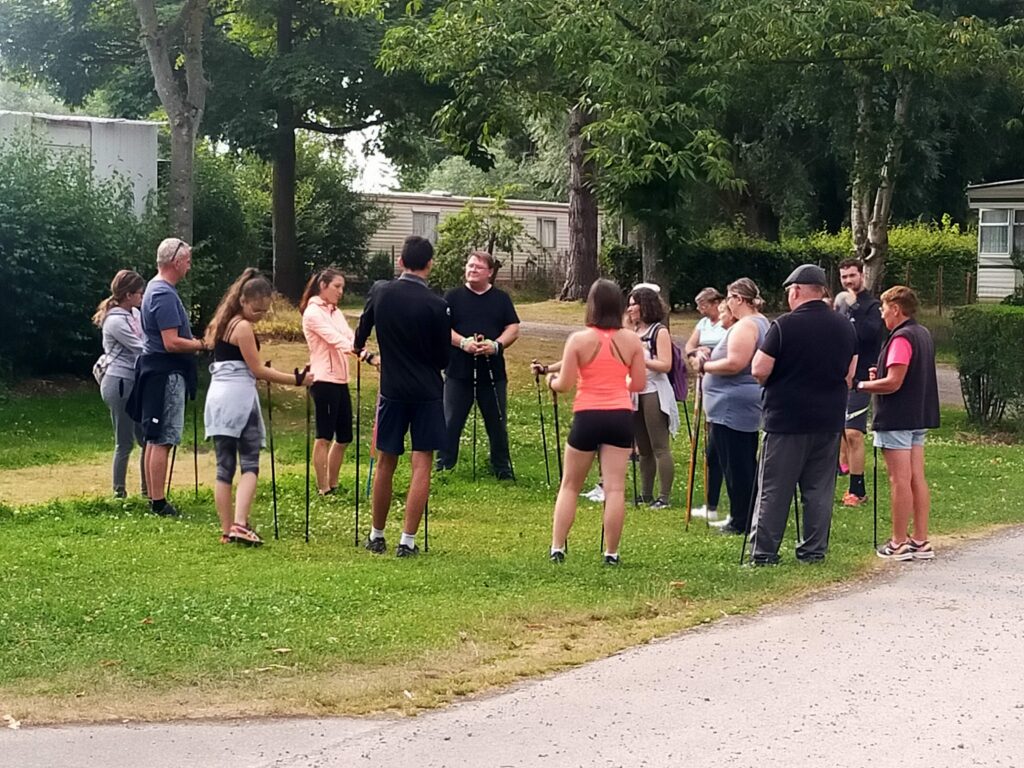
xmin=365 ymin=191 xmax=571 ymax=284
xmin=966 ymin=179 xmax=1024 ymax=301
xmin=0 ymin=110 xmax=160 ymax=218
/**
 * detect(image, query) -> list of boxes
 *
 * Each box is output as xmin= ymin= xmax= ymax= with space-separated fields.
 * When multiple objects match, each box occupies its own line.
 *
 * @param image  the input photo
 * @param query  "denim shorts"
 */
xmin=152 ymin=373 xmax=186 ymax=446
xmin=873 ymin=428 xmax=927 ymax=450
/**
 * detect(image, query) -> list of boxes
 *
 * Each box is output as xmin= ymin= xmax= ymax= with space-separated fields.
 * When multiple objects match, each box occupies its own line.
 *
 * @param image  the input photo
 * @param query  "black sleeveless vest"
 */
xmin=872 ymin=318 xmax=940 ymax=431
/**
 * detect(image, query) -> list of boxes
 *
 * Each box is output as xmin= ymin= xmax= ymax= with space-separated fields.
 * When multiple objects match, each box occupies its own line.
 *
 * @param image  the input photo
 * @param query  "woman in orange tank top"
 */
xmin=541 ymin=279 xmax=646 ymax=565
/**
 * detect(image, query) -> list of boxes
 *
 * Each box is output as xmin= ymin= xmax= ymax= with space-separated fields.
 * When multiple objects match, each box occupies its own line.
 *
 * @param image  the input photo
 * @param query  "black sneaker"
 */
xmin=550 ymin=550 xmax=565 ymax=563
xmin=396 ymin=543 xmax=420 ymax=558
xmin=364 ymin=536 xmax=387 ymax=554
xmin=150 ymin=500 xmax=180 ymax=517
xmin=603 ymin=554 xmax=620 ymax=566
xmin=750 ymin=555 xmax=780 ymax=567
xmin=649 ymin=498 xmax=670 ymax=510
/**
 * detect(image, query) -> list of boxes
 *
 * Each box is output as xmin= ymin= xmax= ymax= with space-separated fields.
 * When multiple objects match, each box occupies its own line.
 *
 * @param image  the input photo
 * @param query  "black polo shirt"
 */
xmin=760 ymin=300 xmax=857 ymax=434
xmin=444 ymin=284 xmax=520 ymax=382
xmin=354 ymin=274 xmax=451 ymax=402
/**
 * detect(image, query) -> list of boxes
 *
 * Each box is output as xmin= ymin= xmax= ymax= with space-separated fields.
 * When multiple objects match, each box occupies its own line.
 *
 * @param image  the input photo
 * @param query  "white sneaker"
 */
xmin=582 ymin=485 xmax=605 ymax=502
xmin=689 ymin=506 xmax=719 ymax=521
xmin=709 ymin=515 xmax=734 ymax=529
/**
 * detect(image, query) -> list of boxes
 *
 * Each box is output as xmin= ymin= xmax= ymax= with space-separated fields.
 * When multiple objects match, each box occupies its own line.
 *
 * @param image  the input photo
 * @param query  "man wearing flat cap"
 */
xmin=748 ymin=264 xmax=858 ymax=565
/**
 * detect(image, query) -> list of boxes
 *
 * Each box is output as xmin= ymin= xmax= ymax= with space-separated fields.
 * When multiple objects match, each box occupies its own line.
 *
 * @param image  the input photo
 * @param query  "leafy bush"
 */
xmin=952 ymin=304 xmax=1024 ymax=425
xmin=432 ymin=194 xmax=530 ymax=292
xmin=663 ymin=219 xmax=975 ymax=309
xmin=0 ymin=135 xmax=159 ymax=376
xmin=600 ymin=242 xmax=642 ymax=290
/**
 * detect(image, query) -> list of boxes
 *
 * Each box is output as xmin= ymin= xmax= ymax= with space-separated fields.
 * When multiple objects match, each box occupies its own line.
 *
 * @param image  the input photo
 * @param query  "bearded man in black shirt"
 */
xmin=436 ymin=251 xmax=521 ymax=479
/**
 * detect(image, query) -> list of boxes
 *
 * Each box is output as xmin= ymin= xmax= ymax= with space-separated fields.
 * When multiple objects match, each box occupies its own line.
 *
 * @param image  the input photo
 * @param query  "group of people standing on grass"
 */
xmin=93 ymin=236 xmax=939 ymax=566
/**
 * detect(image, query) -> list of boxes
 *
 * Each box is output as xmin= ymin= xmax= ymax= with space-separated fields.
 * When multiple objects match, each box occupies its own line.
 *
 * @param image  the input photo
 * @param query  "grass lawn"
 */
xmin=0 ymin=337 xmax=1011 ymax=724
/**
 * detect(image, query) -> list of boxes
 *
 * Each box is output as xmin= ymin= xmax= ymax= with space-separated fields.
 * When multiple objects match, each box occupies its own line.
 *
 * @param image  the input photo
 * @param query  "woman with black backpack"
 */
xmin=626 ymin=286 xmax=679 ymax=509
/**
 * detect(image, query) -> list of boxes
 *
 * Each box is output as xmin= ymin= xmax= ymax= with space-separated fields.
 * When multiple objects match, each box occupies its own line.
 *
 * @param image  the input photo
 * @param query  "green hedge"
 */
xmin=952 ymin=304 xmax=1024 ymax=425
xmin=659 ymin=219 xmax=975 ymax=308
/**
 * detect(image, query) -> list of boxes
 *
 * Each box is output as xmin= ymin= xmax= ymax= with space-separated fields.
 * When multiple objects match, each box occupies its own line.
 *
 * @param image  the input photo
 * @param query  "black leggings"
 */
xmin=709 ymin=422 xmax=758 ymax=531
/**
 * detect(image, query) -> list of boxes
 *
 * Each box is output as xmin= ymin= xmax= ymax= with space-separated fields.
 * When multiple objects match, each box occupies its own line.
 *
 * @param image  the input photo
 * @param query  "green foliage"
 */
xmin=600 ymin=243 xmax=642 ymax=290
xmin=664 ymin=220 xmax=975 ymax=309
xmin=431 ymin=195 xmax=529 ymax=291
xmin=952 ymin=304 xmax=1024 ymax=426
xmin=0 ymin=135 xmax=159 ymax=376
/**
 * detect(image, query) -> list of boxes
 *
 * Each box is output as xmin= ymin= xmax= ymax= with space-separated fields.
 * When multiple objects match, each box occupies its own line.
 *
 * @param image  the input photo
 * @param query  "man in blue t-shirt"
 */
xmin=137 ymin=238 xmax=207 ymax=517
xmin=749 ymin=264 xmax=857 ymax=565
xmin=437 ymin=251 xmax=521 ymax=479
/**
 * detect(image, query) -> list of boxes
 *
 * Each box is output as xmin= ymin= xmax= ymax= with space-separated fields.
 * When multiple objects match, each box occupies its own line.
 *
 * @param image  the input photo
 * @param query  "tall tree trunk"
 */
xmin=272 ymin=0 xmax=302 ymax=301
xmin=133 ymin=0 xmax=209 ymax=243
xmin=640 ymin=224 xmax=669 ymax=306
xmin=850 ymin=75 xmax=912 ymax=293
xmin=559 ymin=105 xmax=599 ymax=301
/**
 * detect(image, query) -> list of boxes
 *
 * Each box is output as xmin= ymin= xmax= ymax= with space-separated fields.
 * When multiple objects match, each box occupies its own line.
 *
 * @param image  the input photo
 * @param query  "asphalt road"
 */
xmin=4 ymin=526 xmax=1021 ymax=768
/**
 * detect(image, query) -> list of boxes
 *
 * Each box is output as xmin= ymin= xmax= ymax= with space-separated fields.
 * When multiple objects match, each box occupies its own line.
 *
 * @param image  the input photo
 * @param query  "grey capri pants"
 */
xmin=213 ymin=405 xmax=262 ymax=483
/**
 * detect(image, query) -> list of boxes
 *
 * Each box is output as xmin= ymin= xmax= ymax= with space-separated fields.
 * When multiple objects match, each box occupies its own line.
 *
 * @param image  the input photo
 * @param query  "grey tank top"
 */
xmin=702 ymin=316 xmax=770 ymax=433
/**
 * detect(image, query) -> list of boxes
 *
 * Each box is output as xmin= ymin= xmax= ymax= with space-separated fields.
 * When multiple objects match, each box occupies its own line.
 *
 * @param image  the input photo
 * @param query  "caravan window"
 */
xmin=413 ymin=212 xmax=439 ymax=244
xmin=980 ymin=209 xmax=1010 ymax=255
xmin=537 ymin=218 xmax=557 ymax=249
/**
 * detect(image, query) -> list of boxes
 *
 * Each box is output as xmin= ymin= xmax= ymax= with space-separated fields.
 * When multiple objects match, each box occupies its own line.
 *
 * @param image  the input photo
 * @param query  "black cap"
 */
xmin=783 ymin=264 xmax=827 ymax=288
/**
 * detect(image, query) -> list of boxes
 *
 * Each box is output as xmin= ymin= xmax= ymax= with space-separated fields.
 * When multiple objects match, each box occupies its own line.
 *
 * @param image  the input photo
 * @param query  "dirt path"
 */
xmin=519 ymin=321 xmax=964 ymax=407
xmin=3 ymin=526 xmax=1020 ymax=767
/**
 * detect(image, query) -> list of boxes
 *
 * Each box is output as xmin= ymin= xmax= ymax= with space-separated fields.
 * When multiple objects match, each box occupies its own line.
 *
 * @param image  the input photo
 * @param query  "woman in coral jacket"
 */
xmin=300 ymin=268 xmax=356 ymax=496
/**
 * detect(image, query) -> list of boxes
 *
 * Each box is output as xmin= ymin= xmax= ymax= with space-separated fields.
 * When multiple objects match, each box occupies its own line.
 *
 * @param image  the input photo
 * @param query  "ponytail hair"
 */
xmin=204 ymin=268 xmax=274 ymax=347
xmin=92 ymin=269 xmax=145 ymax=327
xmin=299 ymin=267 xmax=345 ymax=313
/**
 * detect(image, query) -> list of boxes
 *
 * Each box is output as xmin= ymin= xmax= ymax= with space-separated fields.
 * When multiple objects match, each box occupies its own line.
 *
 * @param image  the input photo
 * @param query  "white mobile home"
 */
xmin=0 ymin=110 xmax=160 ymax=217
xmin=365 ymin=191 xmax=573 ymax=284
xmin=966 ymin=179 xmax=1024 ymax=301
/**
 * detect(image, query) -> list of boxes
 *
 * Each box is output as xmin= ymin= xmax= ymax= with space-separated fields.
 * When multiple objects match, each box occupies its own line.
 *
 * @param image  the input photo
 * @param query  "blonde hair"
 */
xmin=727 ymin=277 xmax=765 ymax=310
xmin=92 ymin=269 xmax=145 ymax=327
xmin=880 ymin=285 xmax=919 ymax=317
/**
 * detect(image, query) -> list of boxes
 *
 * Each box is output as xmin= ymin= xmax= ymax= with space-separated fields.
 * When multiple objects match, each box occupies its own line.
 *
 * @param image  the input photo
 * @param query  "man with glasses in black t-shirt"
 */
xmin=436 ymin=251 xmax=521 ymax=479
xmin=749 ymin=264 xmax=858 ymax=565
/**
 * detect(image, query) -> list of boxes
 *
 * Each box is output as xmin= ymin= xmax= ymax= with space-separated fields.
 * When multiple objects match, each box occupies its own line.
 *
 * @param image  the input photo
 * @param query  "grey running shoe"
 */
xmin=396 ymin=543 xmax=420 ymax=558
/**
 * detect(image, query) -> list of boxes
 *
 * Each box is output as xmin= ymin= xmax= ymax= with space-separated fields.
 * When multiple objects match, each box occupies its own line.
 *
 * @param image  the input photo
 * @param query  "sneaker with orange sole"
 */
xmin=841 ymin=491 xmax=867 ymax=507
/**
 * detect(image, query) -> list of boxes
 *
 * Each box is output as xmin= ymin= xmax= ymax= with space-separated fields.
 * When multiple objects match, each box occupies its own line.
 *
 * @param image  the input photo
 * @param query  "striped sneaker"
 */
xmin=876 ymin=539 xmax=913 ymax=561
xmin=908 ymin=538 xmax=935 ymax=560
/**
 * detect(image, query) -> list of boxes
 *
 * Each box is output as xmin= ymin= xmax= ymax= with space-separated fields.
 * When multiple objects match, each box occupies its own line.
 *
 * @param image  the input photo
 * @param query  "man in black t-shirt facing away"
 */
xmin=436 ymin=251 xmax=521 ymax=479
xmin=354 ymin=236 xmax=451 ymax=557
xmin=749 ymin=264 xmax=858 ymax=566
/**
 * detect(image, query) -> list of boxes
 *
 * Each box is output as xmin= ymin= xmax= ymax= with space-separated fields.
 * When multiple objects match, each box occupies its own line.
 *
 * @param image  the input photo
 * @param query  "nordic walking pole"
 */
xmin=483 ymin=353 xmax=514 ymax=480
xmin=264 ymin=362 xmax=279 ymax=540
xmin=792 ymin=489 xmax=801 ymax=543
xmin=681 ymin=395 xmax=692 ymax=443
xmin=354 ymin=356 xmax=361 ymax=547
xmin=305 ymin=379 xmax=311 ymax=543
xmin=684 ymin=375 xmax=704 ymax=530
xmin=472 ymin=362 xmax=479 ymax=482
xmin=873 ymin=444 xmax=878 ymax=549
xmin=702 ymin=417 xmax=710 ymax=529
xmin=739 ymin=441 xmax=766 ymax=566
xmin=631 ymin=447 xmax=639 ymax=507
xmin=192 ymin=397 xmax=199 ymax=499
xmin=551 ymin=388 xmax=563 ymax=482
xmin=533 ymin=365 xmax=551 ymax=486
xmin=166 ymin=445 xmax=177 ymax=497
xmin=424 ymin=499 xmax=429 ymax=553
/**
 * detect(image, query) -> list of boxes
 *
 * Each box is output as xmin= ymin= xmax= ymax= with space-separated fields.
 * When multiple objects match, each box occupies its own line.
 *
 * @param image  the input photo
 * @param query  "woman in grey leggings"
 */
xmin=93 ymin=270 xmax=147 ymax=498
xmin=204 ymin=269 xmax=313 ymax=546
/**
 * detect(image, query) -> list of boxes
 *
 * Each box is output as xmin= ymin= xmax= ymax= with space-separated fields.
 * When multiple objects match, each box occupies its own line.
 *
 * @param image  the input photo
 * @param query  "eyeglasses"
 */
xmin=726 ymin=294 xmax=742 ymax=301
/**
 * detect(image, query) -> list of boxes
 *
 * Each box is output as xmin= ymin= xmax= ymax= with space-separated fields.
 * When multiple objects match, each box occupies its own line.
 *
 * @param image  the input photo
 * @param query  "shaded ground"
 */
xmin=3 ymin=526 xmax=1020 ymax=767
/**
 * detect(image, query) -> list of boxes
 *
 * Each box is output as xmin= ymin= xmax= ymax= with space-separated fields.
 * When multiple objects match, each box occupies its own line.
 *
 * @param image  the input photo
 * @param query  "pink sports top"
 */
xmin=573 ymin=328 xmax=633 ymax=412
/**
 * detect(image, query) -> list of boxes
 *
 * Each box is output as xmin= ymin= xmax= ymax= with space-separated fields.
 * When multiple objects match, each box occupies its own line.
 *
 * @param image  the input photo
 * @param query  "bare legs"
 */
xmin=551 ymin=444 xmax=631 ymax=556
xmin=845 ymin=428 xmax=865 ymax=476
xmin=214 ymin=472 xmax=258 ymax=534
xmin=144 ymin=443 xmax=170 ymax=501
xmin=313 ymin=439 xmax=347 ymax=493
xmin=371 ymin=450 xmax=432 ymax=536
xmin=883 ymin=445 xmax=930 ymax=543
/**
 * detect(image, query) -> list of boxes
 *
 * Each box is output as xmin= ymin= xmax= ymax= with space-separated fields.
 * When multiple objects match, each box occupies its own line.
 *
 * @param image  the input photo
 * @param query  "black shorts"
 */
xmin=310 ymin=382 xmax=353 ymax=443
xmin=846 ymin=390 xmax=870 ymax=433
xmin=376 ymin=396 xmax=446 ymax=456
xmin=568 ymin=409 xmax=634 ymax=452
